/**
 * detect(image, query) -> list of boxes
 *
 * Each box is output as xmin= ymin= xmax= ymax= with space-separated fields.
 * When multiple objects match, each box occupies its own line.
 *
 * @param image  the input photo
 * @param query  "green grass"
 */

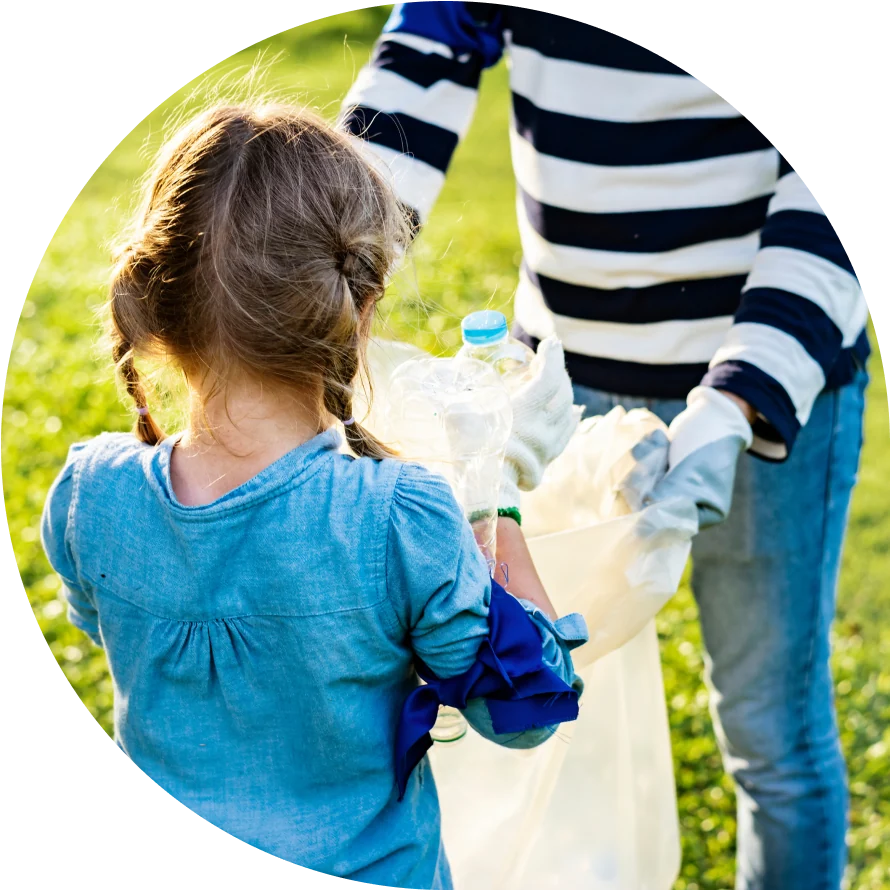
xmin=3 ymin=9 xmax=888 ymax=888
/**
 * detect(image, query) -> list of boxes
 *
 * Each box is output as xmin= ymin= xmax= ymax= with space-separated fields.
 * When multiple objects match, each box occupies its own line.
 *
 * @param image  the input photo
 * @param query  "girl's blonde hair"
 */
xmin=109 ymin=103 xmax=409 ymax=459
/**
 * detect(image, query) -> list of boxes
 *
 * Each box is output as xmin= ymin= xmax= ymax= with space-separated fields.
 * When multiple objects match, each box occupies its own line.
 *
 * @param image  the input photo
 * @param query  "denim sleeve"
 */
xmin=40 ymin=444 xmax=101 ymax=647
xmin=385 ymin=462 xmax=491 ymax=679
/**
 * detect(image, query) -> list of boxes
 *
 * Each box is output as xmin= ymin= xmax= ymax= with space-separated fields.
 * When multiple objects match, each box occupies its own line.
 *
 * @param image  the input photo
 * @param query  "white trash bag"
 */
xmin=522 ymin=407 xmax=698 ymax=667
xmin=359 ymin=339 xmax=695 ymax=890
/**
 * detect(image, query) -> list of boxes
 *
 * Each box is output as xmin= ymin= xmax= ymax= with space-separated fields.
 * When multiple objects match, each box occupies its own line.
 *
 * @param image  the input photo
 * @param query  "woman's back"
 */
xmin=43 ymin=428 xmax=492 ymax=888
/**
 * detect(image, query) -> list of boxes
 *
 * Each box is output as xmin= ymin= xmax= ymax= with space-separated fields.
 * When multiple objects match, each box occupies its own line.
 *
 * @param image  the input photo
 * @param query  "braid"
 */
xmin=344 ymin=418 xmax=396 ymax=460
xmin=321 ymin=289 xmax=395 ymax=461
xmin=112 ymin=342 xmax=165 ymax=446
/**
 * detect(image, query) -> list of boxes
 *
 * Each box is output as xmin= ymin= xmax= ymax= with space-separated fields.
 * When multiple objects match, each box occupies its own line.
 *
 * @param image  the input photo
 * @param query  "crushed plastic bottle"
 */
xmin=383 ymin=355 xmax=513 ymax=745
xmin=383 ymin=355 xmax=512 ymax=572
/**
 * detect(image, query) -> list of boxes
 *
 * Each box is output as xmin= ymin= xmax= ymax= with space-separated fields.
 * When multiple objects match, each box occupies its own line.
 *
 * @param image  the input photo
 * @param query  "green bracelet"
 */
xmin=497 ymin=507 xmax=522 ymax=527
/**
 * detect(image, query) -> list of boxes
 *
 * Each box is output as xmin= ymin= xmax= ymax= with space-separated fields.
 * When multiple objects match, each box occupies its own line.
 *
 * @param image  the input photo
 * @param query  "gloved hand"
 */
xmin=609 ymin=420 xmax=671 ymax=515
xmin=647 ymin=386 xmax=754 ymax=530
xmin=518 ymin=406 xmax=670 ymax=536
xmin=500 ymin=336 xmax=579 ymax=511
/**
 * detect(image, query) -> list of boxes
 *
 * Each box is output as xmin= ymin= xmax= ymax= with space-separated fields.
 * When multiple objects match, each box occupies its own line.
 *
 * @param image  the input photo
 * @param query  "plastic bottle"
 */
xmin=458 ymin=310 xmax=535 ymax=390
xmin=383 ymin=355 xmax=512 ymax=573
xmin=383 ymin=356 xmax=513 ymax=744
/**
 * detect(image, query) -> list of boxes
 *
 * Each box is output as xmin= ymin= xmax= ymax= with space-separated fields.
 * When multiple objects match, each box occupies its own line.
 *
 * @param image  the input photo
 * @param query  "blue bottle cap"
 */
xmin=461 ymin=310 xmax=509 ymax=346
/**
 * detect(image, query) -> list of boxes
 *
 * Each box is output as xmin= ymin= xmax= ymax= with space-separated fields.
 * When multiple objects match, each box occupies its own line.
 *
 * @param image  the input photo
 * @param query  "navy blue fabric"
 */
xmin=513 ymin=93 xmax=772 ymax=167
xmin=395 ymin=578 xmax=581 ymax=800
xmin=826 ymin=329 xmax=871 ymax=391
xmin=759 ymin=210 xmax=856 ymax=275
xmin=522 ymin=265 xmax=747 ymax=323
xmin=701 ymin=359 xmax=802 ymax=458
xmin=519 ymin=188 xmax=771 ymax=254
xmin=515 ymin=327 xmax=711 ymax=399
xmin=506 ymin=9 xmax=686 ymax=73
xmin=344 ymin=106 xmax=458 ymax=173
xmin=383 ymin=1 xmax=505 ymax=68
xmin=734 ymin=287 xmax=843 ymax=375
xmin=372 ymin=37 xmax=486 ymax=89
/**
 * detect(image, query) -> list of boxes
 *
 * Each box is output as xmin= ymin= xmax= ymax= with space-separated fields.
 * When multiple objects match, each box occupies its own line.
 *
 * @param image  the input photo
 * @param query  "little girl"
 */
xmin=41 ymin=104 xmax=585 ymax=889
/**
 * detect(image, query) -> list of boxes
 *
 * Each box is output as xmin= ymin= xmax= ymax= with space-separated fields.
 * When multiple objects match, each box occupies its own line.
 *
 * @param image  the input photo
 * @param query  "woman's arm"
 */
xmin=493 ymin=516 xmax=557 ymax=621
xmin=339 ymin=2 xmax=505 ymax=224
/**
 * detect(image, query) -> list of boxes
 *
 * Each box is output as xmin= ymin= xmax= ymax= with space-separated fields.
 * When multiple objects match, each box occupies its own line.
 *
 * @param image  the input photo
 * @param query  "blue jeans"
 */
xmin=572 ymin=370 xmax=868 ymax=890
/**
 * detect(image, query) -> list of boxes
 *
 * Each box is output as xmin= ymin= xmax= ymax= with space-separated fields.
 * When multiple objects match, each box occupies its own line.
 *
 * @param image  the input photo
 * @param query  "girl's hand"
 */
xmin=499 ymin=336 xmax=578 ymax=511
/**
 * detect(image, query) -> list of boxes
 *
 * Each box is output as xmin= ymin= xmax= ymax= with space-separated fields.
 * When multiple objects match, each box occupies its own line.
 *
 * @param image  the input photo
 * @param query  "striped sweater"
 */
xmin=341 ymin=2 xmax=869 ymax=461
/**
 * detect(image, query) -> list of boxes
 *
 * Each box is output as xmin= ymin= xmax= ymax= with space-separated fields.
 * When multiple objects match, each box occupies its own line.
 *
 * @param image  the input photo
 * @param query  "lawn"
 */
xmin=3 ymin=8 xmax=887 ymax=889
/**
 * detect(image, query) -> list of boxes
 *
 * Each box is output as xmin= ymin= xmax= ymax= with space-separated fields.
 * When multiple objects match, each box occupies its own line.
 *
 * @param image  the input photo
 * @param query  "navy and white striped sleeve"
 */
xmin=339 ymin=2 xmax=505 ymax=222
xmin=701 ymin=158 xmax=867 ymax=461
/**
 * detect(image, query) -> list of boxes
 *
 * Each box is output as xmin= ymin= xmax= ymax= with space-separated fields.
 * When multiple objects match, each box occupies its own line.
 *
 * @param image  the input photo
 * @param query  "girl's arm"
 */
xmin=493 ymin=516 xmax=557 ymax=621
xmin=41 ymin=444 xmax=102 ymax=647
xmin=389 ymin=464 xmax=586 ymax=795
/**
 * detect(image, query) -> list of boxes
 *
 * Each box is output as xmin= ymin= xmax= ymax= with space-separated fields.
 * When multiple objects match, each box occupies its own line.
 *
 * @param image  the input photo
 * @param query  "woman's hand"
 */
xmin=648 ymin=386 xmax=754 ymax=529
xmin=499 ymin=336 xmax=578 ymax=512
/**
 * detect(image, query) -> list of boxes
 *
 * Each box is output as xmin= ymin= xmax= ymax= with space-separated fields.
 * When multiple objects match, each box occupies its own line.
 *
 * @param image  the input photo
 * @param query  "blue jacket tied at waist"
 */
xmin=396 ymin=578 xmax=588 ymax=799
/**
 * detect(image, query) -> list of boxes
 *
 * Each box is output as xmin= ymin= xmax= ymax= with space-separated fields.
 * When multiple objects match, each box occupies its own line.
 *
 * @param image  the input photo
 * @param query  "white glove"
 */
xmin=500 ymin=336 xmax=578 ymax=511
xmin=610 ymin=422 xmax=671 ymax=515
xmin=648 ymin=386 xmax=754 ymax=530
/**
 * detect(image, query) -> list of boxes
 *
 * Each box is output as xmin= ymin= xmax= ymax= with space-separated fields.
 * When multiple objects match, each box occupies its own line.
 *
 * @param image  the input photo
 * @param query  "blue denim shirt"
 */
xmin=41 ymin=428 xmax=584 ymax=889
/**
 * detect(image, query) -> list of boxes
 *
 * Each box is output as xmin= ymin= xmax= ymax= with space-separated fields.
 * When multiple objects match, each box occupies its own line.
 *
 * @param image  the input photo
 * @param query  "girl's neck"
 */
xmin=169 ymin=379 xmax=326 ymax=506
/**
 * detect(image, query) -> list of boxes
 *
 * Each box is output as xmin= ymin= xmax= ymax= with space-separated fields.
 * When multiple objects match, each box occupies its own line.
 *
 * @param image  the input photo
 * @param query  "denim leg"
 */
xmin=570 ymin=385 xmax=686 ymax=427
xmin=690 ymin=372 xmax=866 ymax=890
xmin=572 ymin=375 xmax=867 ymax=889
